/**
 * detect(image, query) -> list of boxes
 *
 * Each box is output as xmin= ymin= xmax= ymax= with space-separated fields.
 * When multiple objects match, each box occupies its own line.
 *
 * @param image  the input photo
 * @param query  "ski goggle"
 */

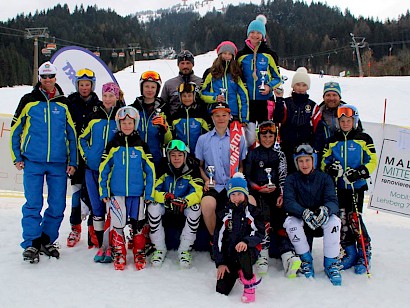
xmin=337 ymin=106 xmax=357 ymax=118
xmin=40 ymin=74 xmax=56 ymax=79
xmin=177 ymin=83 xmax=196 ymax=93
xmin=258 ymin=122 xmax=277 ymax=134
xmin=166 ymin=140 xmax=189 ymax=153
xmin=116 ymin=107 xmax=139 ymax=121
xmin=295 ymin=144 xmax=315 ymax=156
xmin=141 ymin=71 xmax=161 ymax=82
xmin=75 ymin=68 xmax=95 ymax=79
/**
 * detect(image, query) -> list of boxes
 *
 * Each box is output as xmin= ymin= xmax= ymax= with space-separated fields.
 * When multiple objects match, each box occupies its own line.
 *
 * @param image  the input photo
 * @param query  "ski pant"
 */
xmin=148 ymin=202 xmax=201 ymax=252
xmin=216 ymin=249 xmax=256 ymax=296
xmin=338 ymin=189 xmax=371 ymax=247
xmin=254 ymin=192 xmax=295 ymax=256
xmin=21 ymin=160 xmax=67 ymax=249
xmin=284 ymin=215 xmax=341 ymax=258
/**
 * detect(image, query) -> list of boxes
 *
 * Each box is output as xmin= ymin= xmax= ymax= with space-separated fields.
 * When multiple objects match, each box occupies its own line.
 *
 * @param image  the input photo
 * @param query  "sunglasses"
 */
xmin=141 ymin=71 xmax=161 ymax=82
xmin=75 ymin=68 xmax=95 ymax=78
xmin=40 ymin=74 xmax=56 ymax=79
xmin=166 ymin=140 xmax=189 ymax=153
xmin=337 ymin=106 xmax=357 ymax=118
xmin=295 ymin=144 xmax=314 ymax=156
xmin=116 ymin=107 xmax=139 ymax=121
xmin=178 ymin=83 xmax=196 ymax=93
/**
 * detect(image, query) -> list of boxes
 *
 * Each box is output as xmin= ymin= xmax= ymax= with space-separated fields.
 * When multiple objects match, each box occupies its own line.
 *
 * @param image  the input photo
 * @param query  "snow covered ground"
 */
xmin=1 ymin=52 xmax=410 ymax=307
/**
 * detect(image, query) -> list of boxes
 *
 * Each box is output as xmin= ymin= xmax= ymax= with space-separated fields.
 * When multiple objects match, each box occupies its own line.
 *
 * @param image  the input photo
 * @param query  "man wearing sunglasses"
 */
xmin=160 ymin=50 xmax=202 ymax=115
xmin=10 ymin=61 xmax=78 ymax=263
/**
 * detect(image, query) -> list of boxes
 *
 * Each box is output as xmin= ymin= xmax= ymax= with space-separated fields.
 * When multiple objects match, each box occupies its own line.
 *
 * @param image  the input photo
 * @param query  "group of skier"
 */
xmin=10 ymin=14 xmax=377 ymax=304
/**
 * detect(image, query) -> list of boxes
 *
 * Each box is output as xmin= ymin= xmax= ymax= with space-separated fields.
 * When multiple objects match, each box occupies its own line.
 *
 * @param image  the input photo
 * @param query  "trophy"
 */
xmin=155 ymin=107 xmax=161 ymax=117
xmin=219 ymin=88 xmax=227 ymax=100
xmin=264 ymin=168 xmax=275 ymax=188
xmin=259 ymin=71 xmax=267 ymax=92
xmin=206 ymin=165 xmax=215 ymax=188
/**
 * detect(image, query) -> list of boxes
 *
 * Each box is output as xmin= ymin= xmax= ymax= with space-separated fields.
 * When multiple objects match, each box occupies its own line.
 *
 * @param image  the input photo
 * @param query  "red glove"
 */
xmin=152 ymin=116 xmax=168 ymax=132
xmin=171 ymin=198 xmax=188 ymax=214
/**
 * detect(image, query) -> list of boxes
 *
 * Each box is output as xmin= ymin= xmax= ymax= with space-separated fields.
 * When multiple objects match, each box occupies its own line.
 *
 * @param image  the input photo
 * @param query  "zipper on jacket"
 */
xmin=125 ymin=136 xmax=129 ymax=196
xmin=47 ymin=102 xmax=51 ymax=162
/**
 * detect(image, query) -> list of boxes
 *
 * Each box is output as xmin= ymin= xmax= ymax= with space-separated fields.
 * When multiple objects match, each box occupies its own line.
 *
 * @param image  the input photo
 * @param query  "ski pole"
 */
xmin=350 ymin=183 xmax=371 ymax=278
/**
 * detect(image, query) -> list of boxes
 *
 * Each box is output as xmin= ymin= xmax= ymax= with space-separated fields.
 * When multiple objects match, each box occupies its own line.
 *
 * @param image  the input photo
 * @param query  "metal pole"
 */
xmin=33 ymin=37 xmax=39 ymax=85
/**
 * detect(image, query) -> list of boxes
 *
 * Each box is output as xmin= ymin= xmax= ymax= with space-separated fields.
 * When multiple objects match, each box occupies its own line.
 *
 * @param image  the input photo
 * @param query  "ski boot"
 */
xmin=67 ymin=224 xmax=81 ymax=247
xmin=23 ymin=247 xmax=40 ymax=264
xmin=126 ymin=225 xmax=134 ymax=250
xmin=281 ymin=251 xmax=302 ymax=278
xmin=41 ymin=243 xmax=60 ymax=259
xmin=355 ymin=244 xmax=372 ymax=275
xmin=133 ymin=233 xmax=147 ymax=270
xmin=112 ymin=230 xmax=127 ymax=270
xmin=238 ymin=270 xmax=261 ymax=303
xmin=256 ymin=248 xmax=269 ymax=276
xmin=94 ymin=247 xmax=105 ymax=263
xmin=88 ymin=225 xmax=99 ymax=249
xmin=299 ymin=252 xmax=314 ymax=278
xmin=179 ymin=251 xmax=192 ymax=269
xmin=340 ymin=244 xmax=358 ymax=270
xmin=324 ymin=257 xmax=342 ymax=286
xmin=150 ymin=250 xmax=166 ymax=268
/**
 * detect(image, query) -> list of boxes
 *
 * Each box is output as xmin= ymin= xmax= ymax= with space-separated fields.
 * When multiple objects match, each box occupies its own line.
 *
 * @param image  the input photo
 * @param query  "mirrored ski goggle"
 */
xmin=337 ymin=106 xmax=357 ymax=118
xmin=295 ymin=144 xmax=314 ymax=156
xmin=258 ymin=121 xmax=277 ymax=134
xmin=141 ymin=71 xmax=161 ymax=82
xmin=166 ymin=140 xmax=189 ymax=153
xmin=40 ymin=74 xmax=56 ymax=79
xmin=75 ymin=68 xmax=95 ymax=78
xmin=177 ymin=83 xmax=196 ymax=93
xmin=116 ymin=107 xmax=139 ymax=121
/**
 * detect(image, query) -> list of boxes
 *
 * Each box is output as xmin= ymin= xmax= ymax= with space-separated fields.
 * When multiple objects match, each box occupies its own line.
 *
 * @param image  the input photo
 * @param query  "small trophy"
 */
xmin=219 ymin=88 xmax=227 ymax=99
xmin=206 ymin=165 xmax=215 ymax=188
xmin=259 ymin=71 xmax=267 ymax=92
xmin=264 ymin=168 xmax=275 ymax=188
xmin=155 ymin=108 xmax=161 ymax=117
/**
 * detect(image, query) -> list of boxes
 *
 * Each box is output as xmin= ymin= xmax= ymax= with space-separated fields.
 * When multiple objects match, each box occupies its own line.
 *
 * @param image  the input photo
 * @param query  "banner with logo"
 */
xmin=51 ymin=46 xmax=117 ymax=97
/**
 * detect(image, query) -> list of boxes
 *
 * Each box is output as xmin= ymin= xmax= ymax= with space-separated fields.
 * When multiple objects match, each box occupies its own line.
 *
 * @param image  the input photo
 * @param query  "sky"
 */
xmin=0 ymin=0 xmax=408 ymax=22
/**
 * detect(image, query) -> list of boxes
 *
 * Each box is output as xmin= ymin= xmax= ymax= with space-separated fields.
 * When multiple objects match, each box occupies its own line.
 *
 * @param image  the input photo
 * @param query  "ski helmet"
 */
xmin=293 ymin=144 xmax=317 ymax=171
xmin=177 ymin=82 xmax=197 ymax=102
xmin=177 ymin=50 xmax=194 ymax=65
xmin=165 ymin=139 xmax=189 ymax=163
xmin=75 ymin=68 xmax=96 ymax=92
xmin=336 ymin=104 xmax=360 ymax=129
xmin=115 ymin=106 xmax=140 ymax=131
xmin=139 ymin=70 xmax=162 ymax=97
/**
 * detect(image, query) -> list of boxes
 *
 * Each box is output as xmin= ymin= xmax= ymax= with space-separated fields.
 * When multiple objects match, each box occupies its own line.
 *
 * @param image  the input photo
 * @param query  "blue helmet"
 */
xmin=75 ymin=68 xmax=96 ymax=92
xmin=336 ymin=104 xmax=360 ymax=129
xmin=293 ymin=144 xmax=317 ymax=170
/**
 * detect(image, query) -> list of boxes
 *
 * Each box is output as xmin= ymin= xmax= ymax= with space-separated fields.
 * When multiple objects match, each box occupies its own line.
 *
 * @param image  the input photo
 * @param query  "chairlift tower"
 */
xmin=350 ymin=33 xmax=366 ymax=77
xmin=26 ymin=27 xmax=49 ymax=85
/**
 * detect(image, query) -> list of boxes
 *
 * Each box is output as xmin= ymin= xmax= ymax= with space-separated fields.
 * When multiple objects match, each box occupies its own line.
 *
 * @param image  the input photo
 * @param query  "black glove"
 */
xmin=302 ymin=209 xmax=319 ymax=230
xmin=164 ymin=192 xmax=175 ymax=208
xmin=326 ymin=161 xmax=343 ymax=178
xmin=343 ymin=166 xmax=369 ymax=184
xmin=170 ymin=198 xmax=188 ymax=214
xmin=314 ymin=206 xmax=329 ymax=227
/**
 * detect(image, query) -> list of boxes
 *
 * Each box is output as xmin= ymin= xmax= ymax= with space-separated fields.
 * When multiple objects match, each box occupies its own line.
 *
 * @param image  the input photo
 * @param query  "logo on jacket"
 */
xmin=305 ymin=105 xmax=312 ymax=113
xmin=190 ymin=121 xmax=198 ymax=129
xmin=348 ymin=143 xmax=357 ymax=151
xmin=259 ymin=161 xmax=264 ymax=168
xmin=51 ymin=106 xmax=60 ymax=115
xmin=129 ymin=151 xmax=139 ymax=159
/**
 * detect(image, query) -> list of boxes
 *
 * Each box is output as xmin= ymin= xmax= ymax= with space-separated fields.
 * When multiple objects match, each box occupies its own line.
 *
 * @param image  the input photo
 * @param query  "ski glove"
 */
xmin=343 ymin=166 xmax=369 ymax=184
xmin=302 ymin=209 xmax=319 ymax=230
xmin=170 ymin=198 xmax=188 ymax=214
xmin=326 ymin=161 xmax=343 ymax=178
xmin=152 ymin=116 xmax=168 ymax=132
xmin=164 ymin=192 xmax=175 ymax=208
xmin=315 ymin=206 xmax=329 ymax=227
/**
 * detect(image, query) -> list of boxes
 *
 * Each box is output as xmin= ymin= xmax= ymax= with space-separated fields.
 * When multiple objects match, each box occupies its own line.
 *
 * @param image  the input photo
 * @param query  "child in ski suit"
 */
xmin=273 ymin=67 xmax=321 ymax=173
xmin=170 ymin=82 xmax=210 ymax=155
xmin=99 ymin=106 xmax=155 ymax=270
xmin=148 ymin=140 xmax=203 ymax=268
xmin=201 ymin=41 xmax=253 ymax=145
xmin=244 ymin=121 xmax=301 ymax=277
xmin=214 ymin=172 xmax=264 ymax=303
xmin=78 ymin=82 xmax=120 ymax=263
xmin=237 ymin=15 xmax=282 ymax=127
xmin=130 ymin=70 xmax=172 ymax=169
xmin=10 ymin=61 xmax=77 ymax=263
xmin=283 ymin=144 xmax=342 ymax=286
xmin=66 ymin=68 xmax=102 ymax=249
xmin=321 ymin=104 xmax=377 ymax=275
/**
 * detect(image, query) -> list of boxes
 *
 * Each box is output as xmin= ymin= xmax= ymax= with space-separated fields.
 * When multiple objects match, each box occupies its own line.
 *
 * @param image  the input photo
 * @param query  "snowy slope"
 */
xmin=1 ymin=52 xmax=410 ymax=307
